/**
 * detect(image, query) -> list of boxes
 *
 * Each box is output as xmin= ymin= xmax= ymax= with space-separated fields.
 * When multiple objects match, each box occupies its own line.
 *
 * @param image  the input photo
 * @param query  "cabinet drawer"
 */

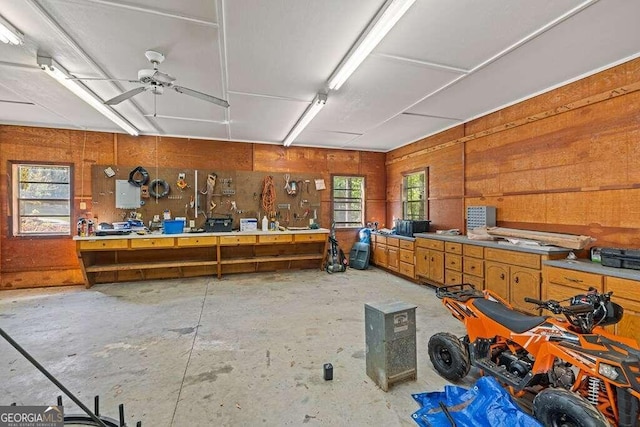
xmin=463 ymin=274 xmax=484 ymax=290
xmin=399 ymin=262 xmax=415 ymax=279
xmin=399 ymin=239 xmax=415 ymax=250
xmin=545 ymin=266 xmax=603 ymax=291
xmin=294 ymin=233 xmax=326 ymax=243
xmin=375 ymin=235 xmax=387 ymax=245
xmin=463 ymin=257 xmax=484 ymax=278
xmin=219 ymin=235 xmax=256 ymax=245
xmin=445 ymin=242 xmax=462 ymax=254
xmin=386 ymin=237 xmax=400 ymax=247
xmin=130 ymin=238 xmax=175 ymax=249
xmin=445 ymin=270 xmax=463 ymax=285
xmin=176 ymin=236 xmax=217 ymax=247
xmin=416 ymin=238 xmax=444 ymax=251
xmin=485 ymin=248 xmax=540 ymax=269
xmin=463 ymin=244 xmax=484 ymax=259
xmin=78 ymin=239 xmax=128 ymax=250
xmin=258 ymin=234 xmax=292 ymax=244
xmin=399 ymin=249 xmax=414 ymax=264
xmin=605 ymin=276 xmax=640 ymax=303
xmin=544 ymin=282 xmax=586 ymax=303
xmin=445 ymin=253 xmax=462 ymax=272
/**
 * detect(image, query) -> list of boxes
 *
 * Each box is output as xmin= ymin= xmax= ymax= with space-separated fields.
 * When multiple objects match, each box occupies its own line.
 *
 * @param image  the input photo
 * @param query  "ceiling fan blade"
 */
xmin=104 ymin=86 xmax=148 ymax=105
xmin=173 ymin=85 xmax=229 ymax=108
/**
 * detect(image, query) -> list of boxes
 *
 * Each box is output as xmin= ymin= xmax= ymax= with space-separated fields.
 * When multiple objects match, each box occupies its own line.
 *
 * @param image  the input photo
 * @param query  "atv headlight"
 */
xmin=598 ymin=363 xmax=620 ymax=381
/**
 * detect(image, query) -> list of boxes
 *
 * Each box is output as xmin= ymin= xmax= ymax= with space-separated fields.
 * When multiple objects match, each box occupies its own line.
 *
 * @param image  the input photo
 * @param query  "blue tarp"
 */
xmin=411 ymin=377 xmax=542 ymax=427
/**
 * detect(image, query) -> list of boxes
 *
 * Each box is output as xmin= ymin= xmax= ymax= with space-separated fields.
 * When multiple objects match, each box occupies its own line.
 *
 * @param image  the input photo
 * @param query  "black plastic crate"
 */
xmin=600 ymin=247 xmax=640 ymax=270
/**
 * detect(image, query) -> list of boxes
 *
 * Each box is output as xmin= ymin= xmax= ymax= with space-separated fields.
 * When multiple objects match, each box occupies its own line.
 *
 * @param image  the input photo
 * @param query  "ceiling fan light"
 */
xmin=327 ymin=0 xmax=415 ymax=90
xmin=37 ymin=55 xmax=139 ymax=136
xmin=0 ymin=14 xmax=24 ymax=45
xmin=283 ymin=93 xmax=327 ymax=147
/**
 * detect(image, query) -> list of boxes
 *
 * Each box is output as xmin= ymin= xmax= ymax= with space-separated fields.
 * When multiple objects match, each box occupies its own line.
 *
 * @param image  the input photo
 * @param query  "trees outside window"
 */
xmin=403 ymin=171 xmax=426 ymax=220
xmin=332 ymin=176 xmax=365 ymax=228
xmin=11 ymin=163 xmax=72 ymax=236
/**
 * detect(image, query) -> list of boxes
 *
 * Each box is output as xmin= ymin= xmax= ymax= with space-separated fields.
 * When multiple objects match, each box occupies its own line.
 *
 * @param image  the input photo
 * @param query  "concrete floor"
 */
xmin=0 ymin=267 xmax=472 ymax=426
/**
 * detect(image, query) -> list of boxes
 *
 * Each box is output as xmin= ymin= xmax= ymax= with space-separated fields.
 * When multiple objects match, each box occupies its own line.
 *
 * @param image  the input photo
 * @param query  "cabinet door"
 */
xmin=374 ymin=244 xmax=387 ymax=267
xmin=428 ymin=250 xmax=445 ymax=284
xmin=415 ymin=247 xmax=429 ymax=278
xmin=616 ymin=300 xmax=640 ymax=341
xmin=387 ymin=246 xmax=399 ymax=272
xmin=510 ymin=266 xmax=541 ymax=314
xmin=485 ymin=261 xmax=509 ymax=302
xmin=605 ymin=277 xmax=640 ymax=340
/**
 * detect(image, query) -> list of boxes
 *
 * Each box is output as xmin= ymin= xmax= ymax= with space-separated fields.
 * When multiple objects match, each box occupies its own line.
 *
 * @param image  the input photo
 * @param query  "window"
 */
xmin=332 ymin=176 xmax=365 ymax=228
xmin=403 ymin=171 xmax=426 ymax=220
xmin=11 ymin=163 xmax=72 ymax=236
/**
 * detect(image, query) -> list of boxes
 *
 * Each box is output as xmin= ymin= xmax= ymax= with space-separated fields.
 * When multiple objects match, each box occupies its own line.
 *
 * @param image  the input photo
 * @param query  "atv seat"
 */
xmin=472 ymin=298 xmax=548 ymax=333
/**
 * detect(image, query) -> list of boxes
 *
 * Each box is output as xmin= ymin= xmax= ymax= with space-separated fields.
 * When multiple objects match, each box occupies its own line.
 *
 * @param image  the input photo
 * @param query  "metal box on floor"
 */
xmin=365 ymin=301 xmax=417 ymax=391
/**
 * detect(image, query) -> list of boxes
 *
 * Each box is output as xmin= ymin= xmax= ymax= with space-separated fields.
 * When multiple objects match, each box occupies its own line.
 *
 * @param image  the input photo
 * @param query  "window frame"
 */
xmin=402 ymin=169 xmax=427 ymax=221
xmin=331 ymin=174 xmax=365 ymax=229
xmin=9 ymin=161 xmax=74 ymax=238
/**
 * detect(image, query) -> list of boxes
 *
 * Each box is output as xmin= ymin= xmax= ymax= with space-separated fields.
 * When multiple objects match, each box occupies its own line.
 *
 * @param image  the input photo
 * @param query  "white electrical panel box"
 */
xmin=466 ymin=206 xmax=496 ymax=230
xmin=115 ymin=180 xmax=141 ymax=209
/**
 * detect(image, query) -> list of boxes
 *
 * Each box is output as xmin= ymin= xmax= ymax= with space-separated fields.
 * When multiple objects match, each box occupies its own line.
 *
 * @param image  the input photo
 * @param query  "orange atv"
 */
xmin=428 ymin=284 xmax=640 ymax=427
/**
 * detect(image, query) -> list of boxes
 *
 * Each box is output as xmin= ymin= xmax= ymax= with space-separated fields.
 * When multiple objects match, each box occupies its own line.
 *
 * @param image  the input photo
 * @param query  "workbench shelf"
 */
xmin=75 ymin=230 xmax=328 ymax=287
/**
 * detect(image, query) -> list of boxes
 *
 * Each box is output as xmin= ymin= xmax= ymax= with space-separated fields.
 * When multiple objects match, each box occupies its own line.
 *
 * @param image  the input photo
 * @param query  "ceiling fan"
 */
xmin=86 ymin=50 xmax=229 ymax=108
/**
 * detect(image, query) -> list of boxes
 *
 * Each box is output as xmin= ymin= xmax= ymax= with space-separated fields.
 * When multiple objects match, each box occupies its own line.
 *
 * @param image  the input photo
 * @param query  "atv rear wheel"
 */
xmin=428 ymin=332 xmax=470 ymax=382
xmin=533 ymin=388 xmax=610 ymax=427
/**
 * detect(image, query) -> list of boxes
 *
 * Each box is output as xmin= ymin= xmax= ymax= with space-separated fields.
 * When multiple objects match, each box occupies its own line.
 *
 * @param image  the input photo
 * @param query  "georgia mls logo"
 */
xmin=0 ymin=405 xmax=64 ymax=427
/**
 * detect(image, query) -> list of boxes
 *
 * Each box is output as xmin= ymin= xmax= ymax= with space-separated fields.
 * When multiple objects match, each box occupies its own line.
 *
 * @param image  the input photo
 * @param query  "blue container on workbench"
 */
xmin=163 ymin=219 xmax=185 ymax=234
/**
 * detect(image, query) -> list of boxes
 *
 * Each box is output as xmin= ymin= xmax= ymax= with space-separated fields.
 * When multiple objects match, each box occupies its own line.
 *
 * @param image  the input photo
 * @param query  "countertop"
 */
xmin=74 ymin=228 xmax=329 ymax=241
xmin=371 ymin=231 xmax=415 ymax=242
xmin=413 ymin=232 xmax=572 ymax=255
xmin=544 ymin=259 xmax=640 ymax=281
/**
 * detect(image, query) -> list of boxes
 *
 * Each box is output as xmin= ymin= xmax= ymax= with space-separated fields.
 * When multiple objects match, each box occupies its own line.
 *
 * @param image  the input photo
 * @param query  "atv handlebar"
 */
xmin=525 ymin=292 xmax=613 ymax=316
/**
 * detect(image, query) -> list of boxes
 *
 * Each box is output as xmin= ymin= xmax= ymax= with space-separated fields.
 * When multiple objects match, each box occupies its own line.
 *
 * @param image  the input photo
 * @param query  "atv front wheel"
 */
xmin=533 ymin=388 xmax=610 ymax=427
xmin=428 ymin=332 xmax=470 ymax=382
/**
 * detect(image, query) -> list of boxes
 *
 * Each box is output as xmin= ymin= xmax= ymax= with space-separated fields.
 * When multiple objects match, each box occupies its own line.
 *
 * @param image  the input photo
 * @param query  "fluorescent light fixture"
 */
xmin=0 ymin=14 xmax=24 ymax=45
xmin=37 ymin=56 xmax=139 ymax=136
xmin=327 ymin=0 xmax=415 ymax=90
xmin=283 ymin=93 xmax=327 ymax=147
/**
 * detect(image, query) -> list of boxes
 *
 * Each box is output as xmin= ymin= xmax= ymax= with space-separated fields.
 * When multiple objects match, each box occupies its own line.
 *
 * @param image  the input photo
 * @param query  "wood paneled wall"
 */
xmin=387 ymin=56 xmax=640 ymax=249
xmin=0 ymin=128 xmax=385 ymax=289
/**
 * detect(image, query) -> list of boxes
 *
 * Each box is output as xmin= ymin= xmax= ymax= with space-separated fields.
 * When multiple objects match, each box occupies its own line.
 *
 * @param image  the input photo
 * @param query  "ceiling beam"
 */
xmin=371 ymin=53 xmax=469 ymax=74
xmin=216 ymin=0 xmax=230 ymax=140
xmin=52 ymin=0 xmax=218 ymax=26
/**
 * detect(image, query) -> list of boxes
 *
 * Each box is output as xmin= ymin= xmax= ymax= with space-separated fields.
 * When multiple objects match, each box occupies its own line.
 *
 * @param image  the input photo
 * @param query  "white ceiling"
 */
xmin=0 ymin=0 xmax=638 ymax=152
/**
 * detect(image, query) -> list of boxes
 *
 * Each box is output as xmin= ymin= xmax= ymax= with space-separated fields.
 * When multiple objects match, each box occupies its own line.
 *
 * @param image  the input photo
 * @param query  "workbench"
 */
xmin=74 ymin=229 xmax=329 ymax=287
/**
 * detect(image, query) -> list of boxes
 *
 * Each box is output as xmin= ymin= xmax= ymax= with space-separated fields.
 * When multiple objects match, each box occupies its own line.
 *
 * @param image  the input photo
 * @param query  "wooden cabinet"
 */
xmin=444 ymin=243 xmax=463 ymax=285
xmin=415 ymin=247 xmax=429 ymax=278
xmin=486 ymin=261 xmax=541 ymax=313
xmin=544 ymin=264 xmax=640 ymax=340
xmin=463 ymin=244 xmax=484 ymax=289
xmin=386 ymin=237 xmax=400 ymax=272
xmin=399 ymin=239 xmax=415 ymax=279
xmin=605 ymin=276 xmax=640 ymax=340
xmin=484 ymin=248 xmax=551 ymax=314
xmin=543 ymin=266 xmax=603 ymax=302
xmin=371 ymin=235 xmax=414 ymax=278
xmin=415 ymin=238 xmax=445 ymax=285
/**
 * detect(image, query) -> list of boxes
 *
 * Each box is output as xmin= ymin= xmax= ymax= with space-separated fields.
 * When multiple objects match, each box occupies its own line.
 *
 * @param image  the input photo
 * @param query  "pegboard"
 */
xmin=90 ymin=165 xmax=323 ymax=230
